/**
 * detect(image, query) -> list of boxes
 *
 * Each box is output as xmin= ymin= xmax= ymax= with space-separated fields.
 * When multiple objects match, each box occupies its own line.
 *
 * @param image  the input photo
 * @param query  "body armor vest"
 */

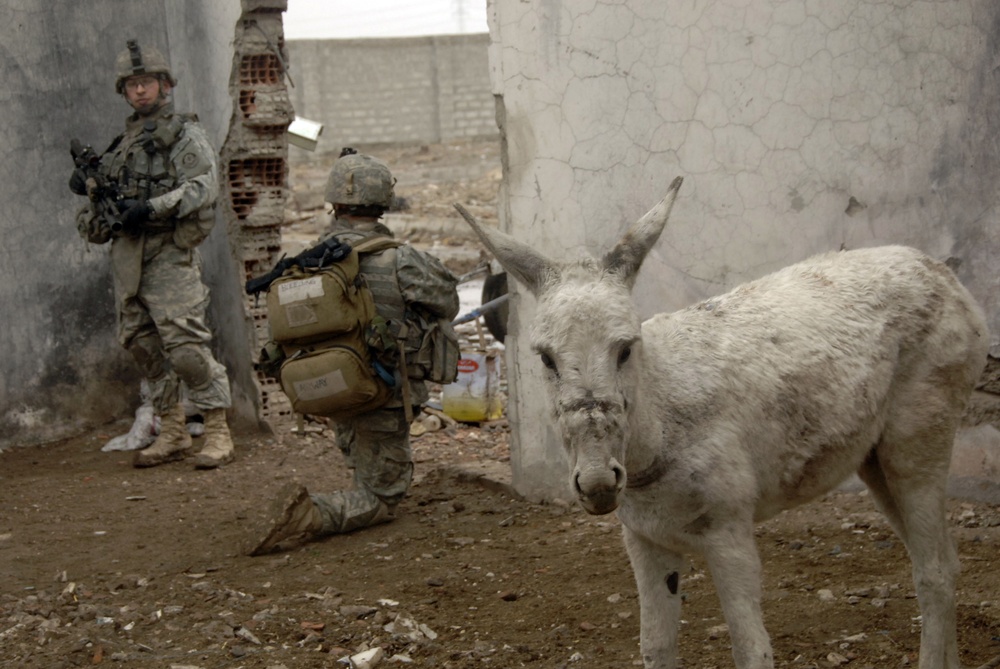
xmin=102 ymin=110 xmax=189 ymax=201
xmin=333 ymin=230 xmax=410 ymax=346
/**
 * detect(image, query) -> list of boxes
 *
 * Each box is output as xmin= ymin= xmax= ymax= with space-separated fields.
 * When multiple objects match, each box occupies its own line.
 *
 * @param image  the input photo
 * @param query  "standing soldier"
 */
xmin=249 ymin=149 xmax=460 ymax=554
xmin=71 ymin=40 xmax=235 ymax=469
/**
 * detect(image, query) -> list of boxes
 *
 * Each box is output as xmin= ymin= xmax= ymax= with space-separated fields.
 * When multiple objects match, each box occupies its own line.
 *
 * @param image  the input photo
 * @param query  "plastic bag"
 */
xmin=100 ymin=382 xmax=204 ymax=452
xmin=101 ymin=403 xmax=160 ymax=452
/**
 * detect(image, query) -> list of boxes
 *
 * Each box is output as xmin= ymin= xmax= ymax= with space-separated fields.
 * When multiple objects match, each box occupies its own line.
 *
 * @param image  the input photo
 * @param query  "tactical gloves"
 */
xmin=119 ymin=199 xmax=153 ymax=229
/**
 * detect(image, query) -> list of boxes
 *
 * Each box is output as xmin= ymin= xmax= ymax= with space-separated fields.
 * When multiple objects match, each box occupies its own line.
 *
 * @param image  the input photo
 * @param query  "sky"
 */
xmin=282 ymin=0 xmax=488 ymax=39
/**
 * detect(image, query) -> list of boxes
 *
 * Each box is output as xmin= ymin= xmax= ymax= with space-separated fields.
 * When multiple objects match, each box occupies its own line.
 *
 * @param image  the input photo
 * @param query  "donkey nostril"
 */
xmin=612 ymin=463 xmax=626 ymax=488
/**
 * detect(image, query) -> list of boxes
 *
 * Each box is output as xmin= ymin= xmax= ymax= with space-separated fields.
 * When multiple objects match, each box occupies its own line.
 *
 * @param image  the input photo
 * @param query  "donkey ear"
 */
xmin=601 ymin=176 xmax=683 ymax=287
xmin=454 ymin=203 xmax=558 ymax=296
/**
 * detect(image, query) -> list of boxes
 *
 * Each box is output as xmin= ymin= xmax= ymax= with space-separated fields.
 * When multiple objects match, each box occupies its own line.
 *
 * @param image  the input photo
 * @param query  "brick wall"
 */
xmin=223 ymin=3 xmax=296 ymax=423
xmin=286 ymin=33 xmax=497 ymax=160
xmin=220 ymin=29 xmax=496 ymax=426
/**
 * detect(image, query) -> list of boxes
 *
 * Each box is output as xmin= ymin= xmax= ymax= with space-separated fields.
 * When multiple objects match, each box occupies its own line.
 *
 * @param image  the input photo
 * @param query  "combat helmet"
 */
xmin=115 ymin=39 xmax=177 ymax=94
xmin=325 ymin=148 xmax=395 ymax=208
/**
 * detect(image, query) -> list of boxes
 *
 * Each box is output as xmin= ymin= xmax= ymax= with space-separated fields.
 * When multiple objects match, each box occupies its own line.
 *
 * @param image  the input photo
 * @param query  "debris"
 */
xmin=707 ymin=624 xmax=729 ymax=639
xmin=349 ymin=647 xmax=385 ymax=669
xmin=340 ymin=604 xmax=378 ymax=619
xmin=384 ymin=616 xmax=437 ymax=641
xmin=422 ymin=406 xmax=458 ymax=427
xmin=236 ymin=626 xmax=262 ymax=645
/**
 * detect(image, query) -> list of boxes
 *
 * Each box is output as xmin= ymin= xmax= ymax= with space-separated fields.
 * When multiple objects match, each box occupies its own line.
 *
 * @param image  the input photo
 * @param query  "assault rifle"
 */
xmin=70 ymin=139 xmax=127 ymax=233
xmin=245 ymin=237 xmax=353 ymax=295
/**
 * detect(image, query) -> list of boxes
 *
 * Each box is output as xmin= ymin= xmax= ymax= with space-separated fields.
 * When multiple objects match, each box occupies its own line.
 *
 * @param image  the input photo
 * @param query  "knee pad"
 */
xmin=168 ymin=344 xmax=213 ymax=390
xmin=126 ymin=332 xmax=166 ymax=380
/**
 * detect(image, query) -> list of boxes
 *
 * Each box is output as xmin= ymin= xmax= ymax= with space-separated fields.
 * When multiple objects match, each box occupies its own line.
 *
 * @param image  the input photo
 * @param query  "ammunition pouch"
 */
xmin=278 ymin=338 xmax=393 ymax=421
xmin=76 ymin=204 xmax=112 ymax=245
xmin=409 ymin=316 xmax=461 ymax=385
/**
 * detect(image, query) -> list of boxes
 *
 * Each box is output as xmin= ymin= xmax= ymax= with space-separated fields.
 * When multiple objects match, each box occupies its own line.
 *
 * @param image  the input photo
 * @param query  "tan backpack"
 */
xmin=263 ymin=235 xmax=401 ymax=420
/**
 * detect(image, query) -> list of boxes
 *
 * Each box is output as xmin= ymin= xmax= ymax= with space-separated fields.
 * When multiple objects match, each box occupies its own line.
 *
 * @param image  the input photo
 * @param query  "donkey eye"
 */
xmin=540 ymin=352 xmax=557 ymax=372
xmin=618 ymin=346 xmax=632 ymax=367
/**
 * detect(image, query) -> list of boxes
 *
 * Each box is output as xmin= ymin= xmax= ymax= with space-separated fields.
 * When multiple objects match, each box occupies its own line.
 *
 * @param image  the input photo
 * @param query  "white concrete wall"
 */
xmin=489 ymin=0 xmax=1000 ymax=501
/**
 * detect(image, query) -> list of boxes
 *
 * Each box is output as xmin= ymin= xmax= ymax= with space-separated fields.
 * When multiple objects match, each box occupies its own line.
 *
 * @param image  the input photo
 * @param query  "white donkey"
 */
xmin=455 ymin=177 xmax=995 ymax=669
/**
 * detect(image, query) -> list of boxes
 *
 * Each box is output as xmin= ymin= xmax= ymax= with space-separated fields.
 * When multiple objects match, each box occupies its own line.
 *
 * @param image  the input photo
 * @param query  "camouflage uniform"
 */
xmin=250 ymin=151 xmax=459 ymax=553
xmin=311 ymin=222 xmax=459 ymax=533
xmin=78 ymin=103 xmax=231 ymax=415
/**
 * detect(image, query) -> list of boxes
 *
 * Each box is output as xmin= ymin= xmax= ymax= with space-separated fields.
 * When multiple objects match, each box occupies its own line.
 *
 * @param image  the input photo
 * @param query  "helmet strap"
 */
xmin=335 ymin=204 xmax=386 ymax=219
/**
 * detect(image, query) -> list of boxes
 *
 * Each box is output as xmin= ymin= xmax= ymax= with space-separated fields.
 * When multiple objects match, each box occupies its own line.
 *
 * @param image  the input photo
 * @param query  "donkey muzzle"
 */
xmin=573 ymin=458 xmax=625 ymax=515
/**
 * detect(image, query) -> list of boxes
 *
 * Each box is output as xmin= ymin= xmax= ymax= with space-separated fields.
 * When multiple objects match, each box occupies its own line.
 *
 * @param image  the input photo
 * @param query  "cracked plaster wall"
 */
xmin=490 ymin=0 xmax=1000 ymax=501
xmin=0 ymin=1 xmax=250 ymax=448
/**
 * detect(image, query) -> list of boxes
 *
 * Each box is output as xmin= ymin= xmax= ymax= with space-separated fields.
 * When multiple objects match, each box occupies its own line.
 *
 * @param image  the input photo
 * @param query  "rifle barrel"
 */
xmin=452 ymin=294 xmax=509 ymax=325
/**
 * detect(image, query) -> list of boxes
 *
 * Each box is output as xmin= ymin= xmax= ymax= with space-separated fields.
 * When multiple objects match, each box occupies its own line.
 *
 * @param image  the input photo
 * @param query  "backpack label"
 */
xmin=292 ymin=368 xmax=349 ymax=400
xmin=277 ymin=276 xmax=326 ymax=304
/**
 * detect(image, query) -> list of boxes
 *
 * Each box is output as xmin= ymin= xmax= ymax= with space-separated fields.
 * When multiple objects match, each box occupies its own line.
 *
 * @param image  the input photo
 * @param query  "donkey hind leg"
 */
xmin=623 ymin=528 xmax=686 ymax=669
xmin=857 ymin=436 xmax=960 ymax=669
xmin=701 ymin=520 xmax=775 ymax=669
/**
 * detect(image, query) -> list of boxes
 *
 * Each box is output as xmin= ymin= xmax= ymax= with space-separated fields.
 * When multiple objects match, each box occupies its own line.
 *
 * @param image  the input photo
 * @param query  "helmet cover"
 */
xmin=324 ymin=150 xmax=395 ymax=208
xmin=115 ymin=39 xmax=177 ymax=94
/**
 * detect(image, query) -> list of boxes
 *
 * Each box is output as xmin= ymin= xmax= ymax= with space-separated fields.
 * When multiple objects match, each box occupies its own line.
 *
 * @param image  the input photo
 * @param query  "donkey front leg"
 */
xmin=702 ymin=520 xmax=775 ymax=669
xmin=623 ymin=527 xmax=686 ymax=668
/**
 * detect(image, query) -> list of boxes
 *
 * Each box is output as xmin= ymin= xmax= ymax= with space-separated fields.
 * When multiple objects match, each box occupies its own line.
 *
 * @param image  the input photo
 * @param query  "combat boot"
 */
xmin=133 ymin=403 xmax=191 ymax=468
xmin=193 ymin=408 xmax=235 ymax=469
xmin=249 ymin=483 xmax=323 ymax=555
xmin=336 ymin=492 xmax=396 ymax=533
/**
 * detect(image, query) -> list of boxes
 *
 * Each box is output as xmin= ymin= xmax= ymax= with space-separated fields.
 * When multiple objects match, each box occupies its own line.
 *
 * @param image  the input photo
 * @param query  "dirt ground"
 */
xmin=4 ymin=138 xmax=1000 ymax=669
